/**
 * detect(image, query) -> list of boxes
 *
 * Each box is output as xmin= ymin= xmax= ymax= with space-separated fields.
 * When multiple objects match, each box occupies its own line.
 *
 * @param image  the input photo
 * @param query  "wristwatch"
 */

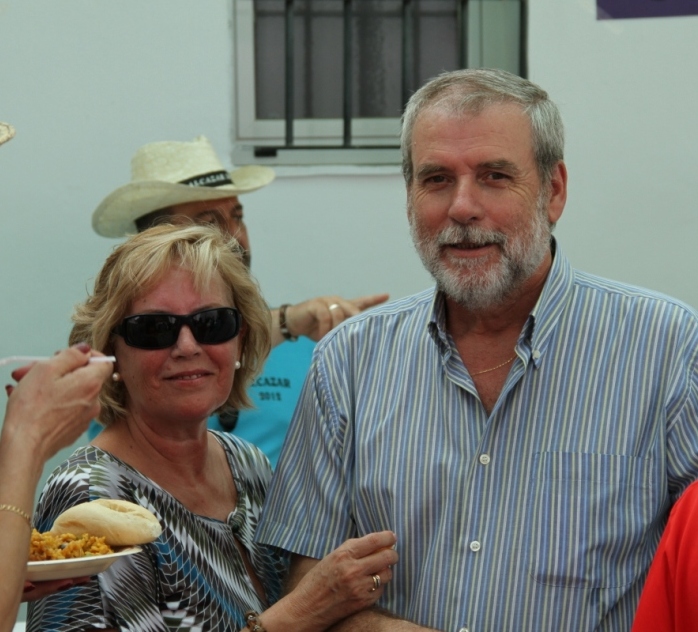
xmin=278 ymin=304 xmax=298 ymax=341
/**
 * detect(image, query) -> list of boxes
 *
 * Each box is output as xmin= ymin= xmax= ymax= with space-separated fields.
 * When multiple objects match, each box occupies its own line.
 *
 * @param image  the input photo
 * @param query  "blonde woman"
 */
xmin=28 ymin=223 xmax=396 ymax=632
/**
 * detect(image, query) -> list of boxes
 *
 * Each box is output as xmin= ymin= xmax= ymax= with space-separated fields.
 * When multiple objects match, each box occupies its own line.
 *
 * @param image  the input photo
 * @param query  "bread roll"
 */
xmin=51 ymin=499 xmax=162 ymax=546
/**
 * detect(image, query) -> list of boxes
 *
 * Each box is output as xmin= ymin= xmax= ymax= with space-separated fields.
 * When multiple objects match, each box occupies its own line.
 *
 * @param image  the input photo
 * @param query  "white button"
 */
xmin=479 ymin=454 xmax=490 ymax=465
xmin=469 ymin=540 xmax=481 ymax=552
xmin=458 ymin=627 xmax=469 ymax=632
xmin=532 ymin=350 xmax=541 ymax=360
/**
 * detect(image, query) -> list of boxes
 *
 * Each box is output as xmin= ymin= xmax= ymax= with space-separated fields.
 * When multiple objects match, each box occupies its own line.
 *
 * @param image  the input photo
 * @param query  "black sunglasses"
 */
xmin=113 ymin=307 xmax=242 ymax=350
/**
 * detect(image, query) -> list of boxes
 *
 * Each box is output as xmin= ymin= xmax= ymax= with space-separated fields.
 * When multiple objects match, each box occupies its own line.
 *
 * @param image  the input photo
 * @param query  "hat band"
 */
xmin=179 ymin=170 xmax=233 ymax=188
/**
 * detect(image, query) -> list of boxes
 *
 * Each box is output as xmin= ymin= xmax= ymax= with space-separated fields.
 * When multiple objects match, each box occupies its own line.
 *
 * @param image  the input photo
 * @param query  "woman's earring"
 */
xmin=234 ymin=361 xmax=241 ymax=370
xmin=112 ymin=372 xmax=121 ymax=382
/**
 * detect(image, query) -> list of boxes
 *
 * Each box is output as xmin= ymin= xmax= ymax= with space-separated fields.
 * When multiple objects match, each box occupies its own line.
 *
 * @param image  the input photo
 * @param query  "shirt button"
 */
xmin=479 ymin=454 xmax=490 ymax=465
xmin=469 ymin=540 xmax=481 ymax=552
xmin=532 ymin=349 xmax=541 ymax=360
xmin=458 ymin=627 xmax=469 ymax=632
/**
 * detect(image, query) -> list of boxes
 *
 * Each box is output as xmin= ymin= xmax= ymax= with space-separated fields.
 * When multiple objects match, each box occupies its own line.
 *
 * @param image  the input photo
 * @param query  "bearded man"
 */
xmin=256 ymin=69 xmax=698 ymax=631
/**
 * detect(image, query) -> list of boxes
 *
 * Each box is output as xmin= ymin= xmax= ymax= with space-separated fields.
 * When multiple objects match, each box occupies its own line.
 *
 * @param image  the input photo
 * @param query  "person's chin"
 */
xmin=442 ymin=253 xmax=500 ymax=278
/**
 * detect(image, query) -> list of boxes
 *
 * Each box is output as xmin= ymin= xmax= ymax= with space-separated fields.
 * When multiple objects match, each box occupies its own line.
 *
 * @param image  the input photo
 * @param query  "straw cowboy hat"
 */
xmin=92 ymin=136 xmax=275 ymax=237
xmin=0 ymin=122 xmax=15 ymax=146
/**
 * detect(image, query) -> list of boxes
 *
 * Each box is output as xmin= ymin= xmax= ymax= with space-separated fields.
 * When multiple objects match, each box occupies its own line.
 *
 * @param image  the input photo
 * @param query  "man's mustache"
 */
xmin=436 ymin=225 xmax=507 ymax=248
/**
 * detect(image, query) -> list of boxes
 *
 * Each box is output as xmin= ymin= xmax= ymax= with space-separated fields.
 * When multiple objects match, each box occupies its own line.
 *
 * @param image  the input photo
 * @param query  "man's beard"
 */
xmin=409 ymin=193 xmax=552 ymax=312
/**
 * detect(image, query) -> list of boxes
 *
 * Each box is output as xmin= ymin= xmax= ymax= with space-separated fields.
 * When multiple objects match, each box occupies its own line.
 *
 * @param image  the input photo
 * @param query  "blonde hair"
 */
xmin=70 ymin=222 xmax=271 ymax=426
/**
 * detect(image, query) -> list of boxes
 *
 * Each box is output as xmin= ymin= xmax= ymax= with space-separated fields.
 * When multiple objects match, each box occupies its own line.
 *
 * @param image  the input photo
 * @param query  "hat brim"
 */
xmin=92 ymin=165 xmax=275 ymax=238
xmin=0 ymin=122 xmax=16 ymax=146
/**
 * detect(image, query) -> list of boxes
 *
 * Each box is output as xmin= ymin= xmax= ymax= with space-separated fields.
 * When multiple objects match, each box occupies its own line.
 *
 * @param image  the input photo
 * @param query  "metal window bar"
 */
xmin=457 ymin=0 xmax=468 ymax=69
xmin=285 ymin=0 xmax=295 ymax=147
xmin=343 ymin=0 xmax=352 ymax=146
xmin=255 ymin=0 xmax=527 ymax=158
xmin=519 ymin=0 xmax=528 ymax=78
xmin=402 ymin=0 xmax=413 ymax=109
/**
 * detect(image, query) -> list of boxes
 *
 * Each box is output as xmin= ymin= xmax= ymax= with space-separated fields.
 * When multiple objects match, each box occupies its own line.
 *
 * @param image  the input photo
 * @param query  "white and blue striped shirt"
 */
xmin=257 ymin=242 xmax=698 ymax=631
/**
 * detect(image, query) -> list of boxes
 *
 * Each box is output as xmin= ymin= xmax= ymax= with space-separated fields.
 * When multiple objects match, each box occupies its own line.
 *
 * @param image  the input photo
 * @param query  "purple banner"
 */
xmin=598 ymin=0 xmax=698 ymax=19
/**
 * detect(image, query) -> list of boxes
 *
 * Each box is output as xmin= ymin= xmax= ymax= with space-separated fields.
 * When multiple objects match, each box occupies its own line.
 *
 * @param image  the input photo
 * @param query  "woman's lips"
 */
xmin=166 ymin=370 xmax=211 ymax=381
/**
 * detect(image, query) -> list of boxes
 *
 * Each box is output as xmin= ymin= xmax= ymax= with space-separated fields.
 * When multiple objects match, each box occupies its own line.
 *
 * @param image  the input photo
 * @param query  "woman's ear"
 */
xmin=237 ymin=324 xmax=247 ymax=369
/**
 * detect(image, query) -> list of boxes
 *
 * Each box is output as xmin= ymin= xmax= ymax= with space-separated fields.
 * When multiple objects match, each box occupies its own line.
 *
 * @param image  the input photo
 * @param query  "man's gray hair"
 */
xmin=401 ymin=68 xmax=564 ymax=187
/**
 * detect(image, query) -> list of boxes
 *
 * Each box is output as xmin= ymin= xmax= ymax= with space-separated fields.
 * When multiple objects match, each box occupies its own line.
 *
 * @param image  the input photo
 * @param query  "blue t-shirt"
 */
xmin=208 ymin=337 xmax=315 ymax=467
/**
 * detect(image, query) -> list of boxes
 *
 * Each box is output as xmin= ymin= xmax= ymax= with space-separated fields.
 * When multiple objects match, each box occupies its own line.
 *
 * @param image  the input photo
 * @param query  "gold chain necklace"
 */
xmin=470 ymin=354 xmax=517 ymax=377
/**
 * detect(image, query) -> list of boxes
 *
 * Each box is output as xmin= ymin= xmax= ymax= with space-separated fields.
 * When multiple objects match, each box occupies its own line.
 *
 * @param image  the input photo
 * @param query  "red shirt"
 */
xmin=633 ymin=480 xmax=698 ymax=631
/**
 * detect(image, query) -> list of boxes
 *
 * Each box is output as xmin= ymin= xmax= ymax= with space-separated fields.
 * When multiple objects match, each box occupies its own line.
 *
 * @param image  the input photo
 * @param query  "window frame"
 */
xmin=232 ymin=0 xmax=526 ymax=166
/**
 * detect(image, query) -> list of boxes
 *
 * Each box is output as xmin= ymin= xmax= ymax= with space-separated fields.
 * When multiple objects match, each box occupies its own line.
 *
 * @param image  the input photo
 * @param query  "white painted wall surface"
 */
xmin=1 ymin=0 xmax=697 ymax=622
xmin=529 ymin=1 xmax=698 ymax=302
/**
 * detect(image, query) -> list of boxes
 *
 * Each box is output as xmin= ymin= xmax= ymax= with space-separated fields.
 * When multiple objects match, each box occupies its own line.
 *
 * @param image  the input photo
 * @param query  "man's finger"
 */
xmin=350 ymin=293 xmax=390 ymax=311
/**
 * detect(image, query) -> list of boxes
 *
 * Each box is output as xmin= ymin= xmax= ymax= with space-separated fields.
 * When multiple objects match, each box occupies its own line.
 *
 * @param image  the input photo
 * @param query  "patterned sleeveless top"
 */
xmin=28 ymin=431 xmax=286 ymax=631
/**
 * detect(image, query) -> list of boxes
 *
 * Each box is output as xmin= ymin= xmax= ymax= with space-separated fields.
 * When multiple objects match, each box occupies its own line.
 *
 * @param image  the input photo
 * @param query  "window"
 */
xmin=233 ymin=0 xmax=526 ymax=166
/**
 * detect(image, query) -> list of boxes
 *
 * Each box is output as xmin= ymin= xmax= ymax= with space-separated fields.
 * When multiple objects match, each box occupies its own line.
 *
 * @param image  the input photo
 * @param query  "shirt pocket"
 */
xmin=527 ymin=451 xmax=654 ymax=589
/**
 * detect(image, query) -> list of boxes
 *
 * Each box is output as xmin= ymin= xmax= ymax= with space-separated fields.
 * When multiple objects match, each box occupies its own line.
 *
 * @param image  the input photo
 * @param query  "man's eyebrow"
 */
xmin=414 ymin=163 xmax=448 ymax=180
xmin=480 ymin=159 xmax=521 ymax=174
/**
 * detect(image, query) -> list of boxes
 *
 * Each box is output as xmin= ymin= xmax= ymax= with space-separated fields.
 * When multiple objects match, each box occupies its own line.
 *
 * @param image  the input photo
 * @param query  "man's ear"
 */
xmin=546 ymin=161 xmax=567 ymax=225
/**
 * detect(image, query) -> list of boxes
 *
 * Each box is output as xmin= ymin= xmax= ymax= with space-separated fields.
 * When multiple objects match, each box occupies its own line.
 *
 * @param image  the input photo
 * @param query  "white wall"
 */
xmin=529 ymin=1 xmax=698 ymax=302
xmin=2 ymin=0 xmax=698 ymax=620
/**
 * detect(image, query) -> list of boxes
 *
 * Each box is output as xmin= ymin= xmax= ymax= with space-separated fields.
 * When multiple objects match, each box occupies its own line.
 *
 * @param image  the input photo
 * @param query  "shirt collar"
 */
xmin=525 ymin=238 xmax=575 ymax=368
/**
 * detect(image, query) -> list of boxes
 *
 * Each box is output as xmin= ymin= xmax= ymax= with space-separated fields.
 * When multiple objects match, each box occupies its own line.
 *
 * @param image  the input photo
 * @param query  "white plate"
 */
xmin=26 ymin=546 xmax=141 ymax=582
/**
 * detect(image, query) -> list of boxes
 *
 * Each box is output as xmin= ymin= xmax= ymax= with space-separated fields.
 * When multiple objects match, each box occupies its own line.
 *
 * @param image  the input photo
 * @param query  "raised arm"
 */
xmin=0 ymin=345 xmax=112 ymax=630
xmin=270 ymin=293 xmax=389 ymax=347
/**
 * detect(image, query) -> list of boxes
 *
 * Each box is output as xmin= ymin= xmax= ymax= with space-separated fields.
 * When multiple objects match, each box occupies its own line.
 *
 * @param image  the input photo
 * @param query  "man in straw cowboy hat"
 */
xmin=90 ymin=136 xmax=388 ymax=463
xmin=92 ymin=136 xmax=388 ymax=347
xmin=0 ymin=121 xmax=113 ymax=620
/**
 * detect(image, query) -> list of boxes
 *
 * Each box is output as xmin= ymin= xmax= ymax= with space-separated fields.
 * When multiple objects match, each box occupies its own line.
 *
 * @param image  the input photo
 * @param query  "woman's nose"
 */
xmin=172 ymin=325 xmax=200 ymax=354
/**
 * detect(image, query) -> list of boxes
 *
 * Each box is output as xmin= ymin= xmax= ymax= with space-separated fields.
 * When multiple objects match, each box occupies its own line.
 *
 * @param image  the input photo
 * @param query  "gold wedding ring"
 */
xmin=370 ymin=573 xmax=381 ymax=592
xmin=329 ymin=303 xmax=340 ymax=311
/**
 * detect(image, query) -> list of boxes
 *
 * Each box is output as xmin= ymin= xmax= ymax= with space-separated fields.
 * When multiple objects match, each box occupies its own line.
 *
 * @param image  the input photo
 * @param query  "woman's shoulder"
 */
xmin=210 ymin=430 xmax=273 ymax=482
xmin=40 ymin=445 xmax=104 ymax=491
xmin=33 ymin=444 xmax=148 ymax=531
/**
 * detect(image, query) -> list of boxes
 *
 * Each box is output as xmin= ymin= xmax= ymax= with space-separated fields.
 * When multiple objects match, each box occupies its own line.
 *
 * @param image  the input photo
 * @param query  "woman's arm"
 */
xmin=265 ymin=551 xmax=439 ymax=632
xmin=0 ymin=346 xmax=111 ymax=632
xmin=252 ymin=531 xmax=402 ymax=632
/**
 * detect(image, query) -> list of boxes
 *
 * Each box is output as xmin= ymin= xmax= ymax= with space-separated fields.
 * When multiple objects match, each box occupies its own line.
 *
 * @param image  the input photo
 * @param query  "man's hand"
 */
xmin=275 ymin=293 xmax=389 ymax=346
